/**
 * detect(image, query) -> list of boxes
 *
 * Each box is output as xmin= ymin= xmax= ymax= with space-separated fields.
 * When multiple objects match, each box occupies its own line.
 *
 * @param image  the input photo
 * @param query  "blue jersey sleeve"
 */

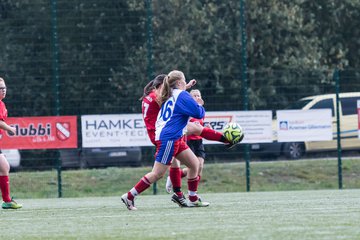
xmin=175 ymin=91 xmax=205 ymax=119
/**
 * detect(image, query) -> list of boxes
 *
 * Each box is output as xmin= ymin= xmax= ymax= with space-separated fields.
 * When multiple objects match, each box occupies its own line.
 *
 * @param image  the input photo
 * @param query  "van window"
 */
xmin=286 ymin=99 xmax=312 ymax=110
xmin=340 ymin=97 xmax=360 ymax=115
xmin=310 ymin=99 xmax=334 ymax=116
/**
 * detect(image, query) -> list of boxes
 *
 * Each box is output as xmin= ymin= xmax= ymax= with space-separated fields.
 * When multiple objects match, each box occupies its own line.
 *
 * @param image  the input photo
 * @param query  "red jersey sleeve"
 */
xmin=142 ymin=91 xmax=160 ymax=145
xmin=0 ymin=101 xmax=7 ymax=122
xmin=0 ymin=101 xmax=8 ymax=135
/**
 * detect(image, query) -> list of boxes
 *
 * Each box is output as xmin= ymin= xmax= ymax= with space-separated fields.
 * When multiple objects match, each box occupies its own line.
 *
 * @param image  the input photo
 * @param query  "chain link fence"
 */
xmin=0 ymin=1 xmax=359 ymax=197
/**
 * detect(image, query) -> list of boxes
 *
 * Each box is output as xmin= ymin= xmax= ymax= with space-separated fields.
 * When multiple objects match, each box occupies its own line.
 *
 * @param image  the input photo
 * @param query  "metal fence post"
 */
xmin=51 ymin=0 xmax=62 ymax=197
xmin=240 ymin=0 xmax=250 ymax=192
xmin=334 ymin=68 xmax=343 ymax=189
xmin=145 ymin=0 xmax=157 ymax=195
xmin=146 ymin=0 xmax=154 ymax=80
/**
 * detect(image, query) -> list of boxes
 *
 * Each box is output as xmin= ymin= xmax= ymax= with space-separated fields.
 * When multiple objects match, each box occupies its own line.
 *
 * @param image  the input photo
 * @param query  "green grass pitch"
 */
xmin=1 ymin=189 xmax=359 ymax=240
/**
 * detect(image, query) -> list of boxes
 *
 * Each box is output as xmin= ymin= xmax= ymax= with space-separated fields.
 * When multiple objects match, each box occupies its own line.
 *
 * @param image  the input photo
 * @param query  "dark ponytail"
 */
xmin=139 ymin=80 xmax=154 ymax=100
xmin=139 ymin=74 xmax=166 ymax=100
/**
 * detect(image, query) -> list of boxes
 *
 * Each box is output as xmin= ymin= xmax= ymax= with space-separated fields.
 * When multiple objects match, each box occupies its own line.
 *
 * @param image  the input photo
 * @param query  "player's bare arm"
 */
xmin=0 ymin=121 xmax=16 ymax=135
xmin=186 ymin=79 xmax=196 ymax=89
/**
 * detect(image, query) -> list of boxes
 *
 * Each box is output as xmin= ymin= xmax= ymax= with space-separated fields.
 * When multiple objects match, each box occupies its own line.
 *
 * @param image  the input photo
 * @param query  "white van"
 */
xmin=251 ymin=92 xmax=360 ymax=159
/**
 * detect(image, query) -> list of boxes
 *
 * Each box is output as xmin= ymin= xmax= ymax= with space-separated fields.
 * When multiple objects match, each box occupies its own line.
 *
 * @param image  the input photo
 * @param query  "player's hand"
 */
xmin=7 ymin=126 xmax=16 ymax=136
xmin=196 ymin=98 xmax=204 ymax=106
xmin=186 ymin=79 xmax=197 ymax=89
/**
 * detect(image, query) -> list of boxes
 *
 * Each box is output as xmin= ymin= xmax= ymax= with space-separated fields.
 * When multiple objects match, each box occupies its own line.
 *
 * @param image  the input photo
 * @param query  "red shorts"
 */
xmin=154 ymin=137 xmax=189 ymax=165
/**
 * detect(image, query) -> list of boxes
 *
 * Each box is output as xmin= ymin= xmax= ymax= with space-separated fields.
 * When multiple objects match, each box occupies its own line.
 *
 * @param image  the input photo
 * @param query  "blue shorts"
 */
xmin=154 ymin=137 xmax=189 ymax=165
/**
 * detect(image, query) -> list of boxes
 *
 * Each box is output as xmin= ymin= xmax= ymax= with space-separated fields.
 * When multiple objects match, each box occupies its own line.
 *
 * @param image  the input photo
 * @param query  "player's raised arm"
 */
xmin=186 ymin=79 xmax=196 ymax=89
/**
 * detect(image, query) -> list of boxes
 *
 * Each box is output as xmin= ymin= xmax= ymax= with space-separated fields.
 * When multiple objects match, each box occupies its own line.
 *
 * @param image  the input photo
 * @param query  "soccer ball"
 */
xmin=223 ymin=122 xmax=244 ymax=144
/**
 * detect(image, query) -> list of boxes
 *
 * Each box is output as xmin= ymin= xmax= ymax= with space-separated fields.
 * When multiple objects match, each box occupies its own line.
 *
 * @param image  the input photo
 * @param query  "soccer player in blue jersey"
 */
xmin=165 ymin=89 xmax=207 ymax=194
xmin=121 ymin=70 xmax=210 ymax=210
xmin=138 ymin=75 xmax=234 ymax=208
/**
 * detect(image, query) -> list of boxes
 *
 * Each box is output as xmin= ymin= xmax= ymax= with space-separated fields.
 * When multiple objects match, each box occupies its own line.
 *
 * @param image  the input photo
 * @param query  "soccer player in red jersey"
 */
xmin=0 ymin=77 xmax=22 ymax=209
xmin=186 ymin=89 xmax=206 ymax=181
xmin=140 ymin=74 xmax=167 ymax=145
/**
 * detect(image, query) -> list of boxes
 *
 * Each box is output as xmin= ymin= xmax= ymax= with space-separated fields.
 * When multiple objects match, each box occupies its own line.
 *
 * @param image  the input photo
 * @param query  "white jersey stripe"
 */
xmin=163 ymin=140 xmax=173 ymax=164
xmin=161 ymin=142 xmax=169 ymax=164
xmin=161 ymin=140 xmax=173 ymax=164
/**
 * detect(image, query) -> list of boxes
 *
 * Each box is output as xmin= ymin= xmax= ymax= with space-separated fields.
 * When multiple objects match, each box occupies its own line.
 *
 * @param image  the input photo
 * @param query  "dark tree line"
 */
xmin=0 ymin=0 xmax=359 ymax=117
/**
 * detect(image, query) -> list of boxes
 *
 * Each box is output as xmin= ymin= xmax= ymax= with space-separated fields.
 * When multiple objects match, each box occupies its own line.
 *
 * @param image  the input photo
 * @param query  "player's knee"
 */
xmin=153 ymin=171 xmax=166 ymax=181
xmin=187 ymin=122 xmax=203 ymax=136
xmin=193 ymin=125 xmax=203 ymax=136
xmin=0 ymin=157 xmax=10 ymax=174
xmin=199 ymin=163 xmax=204 ymax=172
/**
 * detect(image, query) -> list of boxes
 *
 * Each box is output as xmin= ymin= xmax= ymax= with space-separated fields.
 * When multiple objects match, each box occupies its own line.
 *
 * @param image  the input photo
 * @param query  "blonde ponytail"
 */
xmin=158 ymin=70 xmax=185 ymax=104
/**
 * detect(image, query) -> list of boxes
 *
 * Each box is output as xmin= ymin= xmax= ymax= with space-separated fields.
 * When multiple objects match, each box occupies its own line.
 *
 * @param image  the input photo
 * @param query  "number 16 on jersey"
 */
xmin=159 ymin=99 xmax=174 ymax=121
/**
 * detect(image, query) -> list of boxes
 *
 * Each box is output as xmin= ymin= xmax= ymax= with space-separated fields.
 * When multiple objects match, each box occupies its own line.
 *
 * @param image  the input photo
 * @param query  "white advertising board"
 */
xmin=81 ymin=111 xmax=273 ymax=148
xmin=81 ymin=114 xmax=152 ymax=148
xmin=203 ymin=111 xmax=273 ymax=144
xmin=277 ymin=109 xmax=332 ymax=142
